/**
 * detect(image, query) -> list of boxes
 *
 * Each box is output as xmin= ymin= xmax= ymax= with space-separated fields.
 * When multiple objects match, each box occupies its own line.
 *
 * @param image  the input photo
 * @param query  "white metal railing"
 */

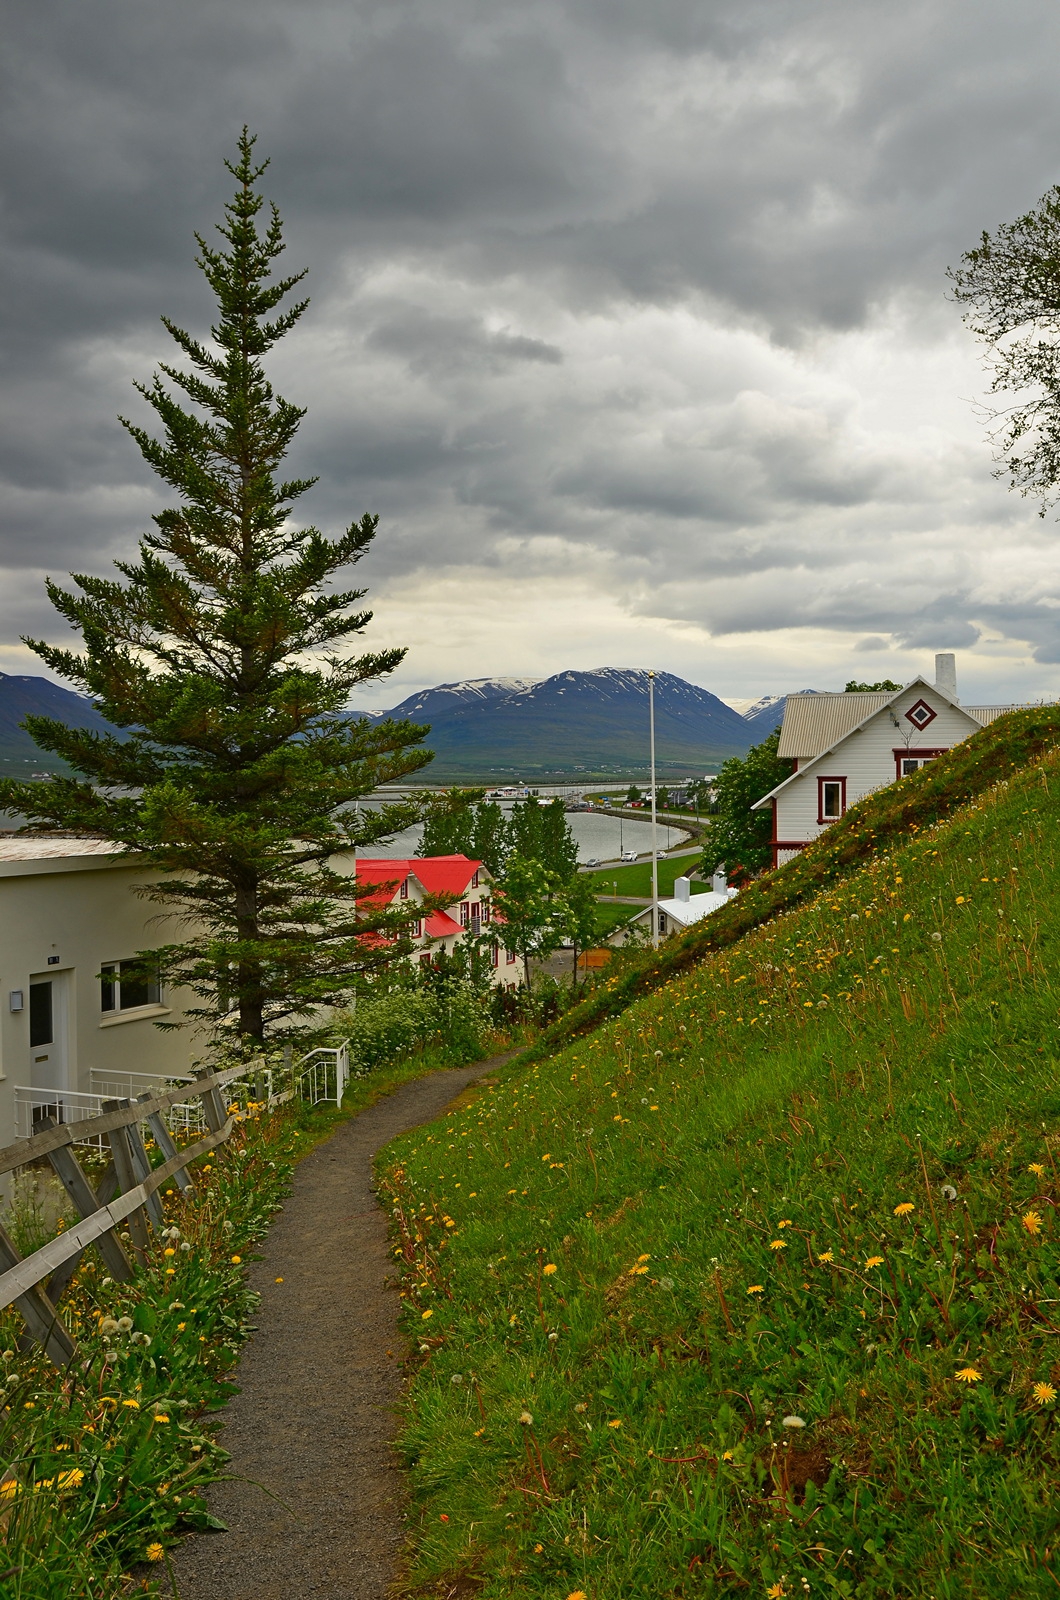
xmin=14 ymin=1087 xmax=109 ymax=1144
xmin=90 ymin=1068 xmax=193 ymax=1100
xmin=295 ymin=1040 xmax=351 ymax=1108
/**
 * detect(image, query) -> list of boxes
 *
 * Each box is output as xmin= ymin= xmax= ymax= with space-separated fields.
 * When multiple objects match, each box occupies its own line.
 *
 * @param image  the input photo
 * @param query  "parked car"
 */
xmin=621 ymin=850 xmax=639 ymax=863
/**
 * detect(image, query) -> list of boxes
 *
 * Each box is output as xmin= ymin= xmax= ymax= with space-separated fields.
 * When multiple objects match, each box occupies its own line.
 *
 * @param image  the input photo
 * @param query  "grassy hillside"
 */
xmin=379 ymin=738 xmax=1060 ymax=1598
xmin=537 ymin=705 xmax=1060 ymax=1056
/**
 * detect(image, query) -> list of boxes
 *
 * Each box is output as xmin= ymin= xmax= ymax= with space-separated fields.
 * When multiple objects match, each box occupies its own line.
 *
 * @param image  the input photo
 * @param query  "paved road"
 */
xmin=165 ymin=1056 xmax=513 ymax=1600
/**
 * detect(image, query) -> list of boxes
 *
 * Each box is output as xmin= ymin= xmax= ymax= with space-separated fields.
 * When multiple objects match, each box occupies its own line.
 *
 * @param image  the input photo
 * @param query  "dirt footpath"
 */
xmin=167 ymin=1058 xmax=510 ymax=1600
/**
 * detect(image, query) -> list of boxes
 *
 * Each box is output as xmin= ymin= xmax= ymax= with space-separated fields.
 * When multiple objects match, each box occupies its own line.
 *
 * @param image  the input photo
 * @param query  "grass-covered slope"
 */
xmin=539 ymin=705 xmax=1060 ymax=1055
xmin=379 ymin=741 xmax=1060 ymax=1599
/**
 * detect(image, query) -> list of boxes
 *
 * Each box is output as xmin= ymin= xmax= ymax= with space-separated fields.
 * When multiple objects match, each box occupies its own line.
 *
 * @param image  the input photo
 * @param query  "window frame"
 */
xmin=893 ymin=747 xmax=946 ymax=780
xmin=816 ymin=776 xmax=847 ymax=825
xmin=101 ymin=960 xmax=163 ymax=1014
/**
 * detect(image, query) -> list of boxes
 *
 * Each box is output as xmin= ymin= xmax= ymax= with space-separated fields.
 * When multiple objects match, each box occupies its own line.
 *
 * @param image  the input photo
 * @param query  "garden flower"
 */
xmin=1023 ymin=1212 xmax=1043 ymax=1236
xmin=893 ymin=1203 xmax=914 ymax=1216
xmin=955 ymin=1367 xmax=982 ymax=1383
xmin=1033 ymin=1383 xmax=1057 ymax=1406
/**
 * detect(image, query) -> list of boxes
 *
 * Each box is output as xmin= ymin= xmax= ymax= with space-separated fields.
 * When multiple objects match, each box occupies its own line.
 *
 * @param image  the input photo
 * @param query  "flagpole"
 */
xmin=649 ymin=670 xmax=659 ymax=948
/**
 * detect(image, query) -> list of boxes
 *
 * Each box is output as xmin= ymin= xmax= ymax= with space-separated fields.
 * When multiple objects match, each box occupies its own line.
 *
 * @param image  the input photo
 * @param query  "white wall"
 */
xmin=774 ymin=685 xmax=982 ymax=849
xmin=0 ymin=856 xmax=204 ymax=1145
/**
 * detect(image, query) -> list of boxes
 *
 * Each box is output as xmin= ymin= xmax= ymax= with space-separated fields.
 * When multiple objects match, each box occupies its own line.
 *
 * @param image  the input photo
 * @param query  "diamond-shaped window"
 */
xmin=905 ymin=698 xmax=937 ymax=731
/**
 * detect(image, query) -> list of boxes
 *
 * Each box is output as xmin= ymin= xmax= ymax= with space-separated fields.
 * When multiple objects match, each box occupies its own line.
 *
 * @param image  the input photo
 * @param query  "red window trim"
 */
xmin=816 ymin=776 xmax=847 ymax=826
xmin=893 ymin=746 xmax=947 ymax=779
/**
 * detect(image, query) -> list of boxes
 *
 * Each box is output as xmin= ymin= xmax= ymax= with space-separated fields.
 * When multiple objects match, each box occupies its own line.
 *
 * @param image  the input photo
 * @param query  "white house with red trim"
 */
xmin=752 ymin=655 xmax=1027 ymax=869
xmin=353 ymin=854 xmax=523 ymax=986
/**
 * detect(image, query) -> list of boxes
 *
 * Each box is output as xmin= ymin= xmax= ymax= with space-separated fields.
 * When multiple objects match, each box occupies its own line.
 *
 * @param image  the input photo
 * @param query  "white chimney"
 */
xmin=711 ymin=870 xmax=728 ymax=896
xmin=674 ymin=876 xmax=691 ymax=902
xmin=934 ymin=653 xmax=957 ymax=701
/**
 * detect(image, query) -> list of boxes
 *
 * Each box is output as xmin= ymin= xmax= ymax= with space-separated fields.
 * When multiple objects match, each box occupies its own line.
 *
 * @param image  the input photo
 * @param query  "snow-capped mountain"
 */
xmin=363 ymin=667 xmax=760 ymax=778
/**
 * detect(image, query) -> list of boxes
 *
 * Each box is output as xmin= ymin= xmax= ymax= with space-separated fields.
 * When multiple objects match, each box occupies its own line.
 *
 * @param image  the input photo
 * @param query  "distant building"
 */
xmin=752 ymin=654 xmax=1029 ymax=868
xmin=353 ymin=854 xmax=522 ymax=985
xmin=618 ymin=872 xmax=738 ymax=943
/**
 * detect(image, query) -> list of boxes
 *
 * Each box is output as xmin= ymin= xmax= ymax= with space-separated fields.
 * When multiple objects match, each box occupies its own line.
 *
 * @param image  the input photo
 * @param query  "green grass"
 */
xmin=545 ymin=705 xmax=1060 ymax=1057
xmin=379 ymin=734 xmax=1060 ymax=1598
xmin=590 ymin=902 xmax=637 ymax=938
xmin=587 ymin=854 xmax=705 ymax=900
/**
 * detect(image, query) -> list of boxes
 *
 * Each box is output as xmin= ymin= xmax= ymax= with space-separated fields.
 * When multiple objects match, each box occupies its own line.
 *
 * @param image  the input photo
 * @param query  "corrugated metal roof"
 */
xmin=0 ymin=836 xmax=124 ymax=861
xmin=776 ymin=693 xmax=893 ymax=760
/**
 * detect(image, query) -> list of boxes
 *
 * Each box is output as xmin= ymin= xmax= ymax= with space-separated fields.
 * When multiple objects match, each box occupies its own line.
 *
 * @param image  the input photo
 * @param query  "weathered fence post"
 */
xmin=0 ymin=1223 xmax=76 ymax=1365
xmin=194 ymin=1069 xmax=228 ymax=1136
xmin=137 ymin=1093 xmax=194 ymax=1196
xmin=36 ymin=1116 xmax=133 ymax=1300
xmin=102 ymin=1099 xmax=151 ymax=1259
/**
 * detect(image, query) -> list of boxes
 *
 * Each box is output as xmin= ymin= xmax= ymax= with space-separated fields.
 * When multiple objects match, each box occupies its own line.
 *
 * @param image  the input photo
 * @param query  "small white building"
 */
xmin=752 ymin=654 xmax=1024 ymax=868
xmin=620 ymin=872 xmax=738 ymax=942
xmin=0 ymin=838 xmax=203 ymax=1147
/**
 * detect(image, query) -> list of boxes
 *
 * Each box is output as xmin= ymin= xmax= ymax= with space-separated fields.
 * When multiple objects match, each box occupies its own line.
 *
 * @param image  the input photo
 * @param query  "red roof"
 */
xmin=424 ymin=909 xmax=462 ymax=938
xmin=355 ymin=854 xmax=485 ymax=906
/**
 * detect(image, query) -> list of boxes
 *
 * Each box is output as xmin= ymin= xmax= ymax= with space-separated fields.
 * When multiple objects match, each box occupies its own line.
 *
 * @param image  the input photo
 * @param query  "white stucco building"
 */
xmin=0 ymin=839 xmax=203 ymax=1146
xmin=752 ymin=654 xmax=1024 ymax=868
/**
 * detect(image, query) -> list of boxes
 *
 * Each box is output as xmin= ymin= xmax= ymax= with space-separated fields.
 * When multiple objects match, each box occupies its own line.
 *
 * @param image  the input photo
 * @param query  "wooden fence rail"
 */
xmin=0 ymin=1062 xmax=279 ymax=1365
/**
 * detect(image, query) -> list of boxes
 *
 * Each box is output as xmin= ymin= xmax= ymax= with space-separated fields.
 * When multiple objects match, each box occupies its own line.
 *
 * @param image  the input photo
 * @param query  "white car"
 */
xmin=621 ymin=850 xmax=639 ymax=863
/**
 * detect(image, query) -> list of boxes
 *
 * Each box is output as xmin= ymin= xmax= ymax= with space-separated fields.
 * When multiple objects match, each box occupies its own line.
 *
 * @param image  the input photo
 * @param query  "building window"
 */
xmin=491 ymin=942 xmax=500 ymax=967
xmin=101 ymin=961 xmax=162 ymax=1013
xmin=905 ymin=698 xmax=937 ymax=731
xmin=894 ymin=748 xmax=946 ymax=779
xmin=817 ymin=777 xmax=847 ymax=824
xmin=460 ymin=902 xmax=470 ymax=926
xmin=506 ymin=946 xmax=517 ymax=964
xmin=399 ymin=877 xmax=409 ymax=900
xmin=481 ymin=900 xmax=491 ymax=925
xmin=410 ymin=919 xmax=422 ymax=937
xmin=472 ymin=870 xmax=480 ymax=888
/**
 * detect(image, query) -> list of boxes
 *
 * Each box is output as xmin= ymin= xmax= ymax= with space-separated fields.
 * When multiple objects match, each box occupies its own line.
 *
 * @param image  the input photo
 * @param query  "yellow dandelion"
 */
xmin=1028 ymin=1164 xmax=1046 ymax=1177
xmin=893 ymin=1202 xmax=915 ymax=1216
xmin=421 ymin=1309 xmax=433 ymax=1319
xmin=230 ymin=1254 xmax=242 ymax=1264
xmin=865 ymin=1256 xmax=884 ymax=1269
xmin=57 ymin=1468 xmax=85 ymax=1489
xmin=778 ymin=1219 xmax=792 ymax=1228
xmin=0 ymin=1481 xmax=20 ymax=1501
xmin=1023 ymin=1211 xmax=1043 ymax=1235
xmin=747 ymin=1285 xmax=764 ymax=1295
xmin=146 ymin=1543 xmax=165 ymax=1562
xmin=607 ymin=1419 xmax=622 ymax=1428
xmin=1033 ymin=1382 xmax=1057 ymax=1406
xmin=818 ymin=1249 xmax=834 ymax=1263
xmin=769 ymin=1239 xmax=787 ymax=1251
xmin=542 ymin=1263 xmax=557 ymax=1276
xmin=566 ymin=1592 xmax=587 ymax=1600
xmin=955 ymin=1367 xmax=982 ymax=1384
xmin=152 ymin=1413 xmax=171 ymax=1424
xmin=767 ymin=1585 xmax=786 ymax=1599
xmin=121 ymin=1398 xmax=140 ymax=1409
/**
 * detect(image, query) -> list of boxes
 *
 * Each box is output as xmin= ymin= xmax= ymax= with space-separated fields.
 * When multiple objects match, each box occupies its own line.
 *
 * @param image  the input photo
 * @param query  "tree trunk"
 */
xmin=235 ymin=878 xmax=265 ymax=1043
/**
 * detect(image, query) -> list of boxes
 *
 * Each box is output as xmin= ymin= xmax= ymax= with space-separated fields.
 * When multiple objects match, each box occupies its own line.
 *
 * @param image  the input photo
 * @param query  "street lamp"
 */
xmin=648 ymin=670 xmax=659 ymax=949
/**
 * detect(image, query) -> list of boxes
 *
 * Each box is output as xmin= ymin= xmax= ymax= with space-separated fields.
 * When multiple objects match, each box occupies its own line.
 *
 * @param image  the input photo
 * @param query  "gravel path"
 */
xmin=167 ymin=1057 xmax=511 ymax=1600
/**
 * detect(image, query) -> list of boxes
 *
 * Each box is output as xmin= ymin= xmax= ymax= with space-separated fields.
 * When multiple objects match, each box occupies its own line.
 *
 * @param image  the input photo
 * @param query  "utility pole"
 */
xmin=649 ymin=670 xmax=659 ymax=949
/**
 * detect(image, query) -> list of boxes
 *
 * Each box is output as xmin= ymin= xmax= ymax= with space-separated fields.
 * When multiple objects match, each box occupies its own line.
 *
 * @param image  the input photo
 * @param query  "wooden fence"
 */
xmin=0 ymin=1063 xmax=281 ymax=1365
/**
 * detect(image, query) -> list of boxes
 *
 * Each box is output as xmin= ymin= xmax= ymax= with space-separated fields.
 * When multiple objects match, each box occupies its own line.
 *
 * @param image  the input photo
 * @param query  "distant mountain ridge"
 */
xmin=0 ymin=667 xmax=818 ymax=784
xmin=0 ymin=672 xmax=115 ymax=776
xmin=363 ymin=666 xmax=781 ymax=779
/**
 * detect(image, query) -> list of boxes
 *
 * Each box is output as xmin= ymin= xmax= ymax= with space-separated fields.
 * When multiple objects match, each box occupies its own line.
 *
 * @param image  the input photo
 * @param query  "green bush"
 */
xmin=338 ymin=985 xmax=491 ymax=1076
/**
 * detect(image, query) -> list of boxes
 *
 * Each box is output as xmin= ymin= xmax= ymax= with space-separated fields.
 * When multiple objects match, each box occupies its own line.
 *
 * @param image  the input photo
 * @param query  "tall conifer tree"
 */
xmin=0 ymin=133 xmax=432 ymax=1047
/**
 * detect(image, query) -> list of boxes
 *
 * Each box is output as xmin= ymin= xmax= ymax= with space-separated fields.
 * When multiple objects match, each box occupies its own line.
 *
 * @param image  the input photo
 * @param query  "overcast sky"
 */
xmin=3 ymin=0 xmax=1060 ymax=708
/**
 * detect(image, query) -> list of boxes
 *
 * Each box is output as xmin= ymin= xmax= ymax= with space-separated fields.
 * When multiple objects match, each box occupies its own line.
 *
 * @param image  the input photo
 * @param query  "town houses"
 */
xmin=752 ymin=654 xmax=1027 ymax=867
xmin=352 ymin=853 xmax=522 ymax=985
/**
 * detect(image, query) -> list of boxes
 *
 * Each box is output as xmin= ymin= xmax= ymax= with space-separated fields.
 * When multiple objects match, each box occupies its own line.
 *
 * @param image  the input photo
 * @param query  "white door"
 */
xmin=28 ymin=972 xmax=69 ymax=1096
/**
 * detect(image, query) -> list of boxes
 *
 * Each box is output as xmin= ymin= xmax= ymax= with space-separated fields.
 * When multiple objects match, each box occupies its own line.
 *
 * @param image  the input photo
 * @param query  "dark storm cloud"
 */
xmin=3 ymin=0 xmax=1060 ymax=684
